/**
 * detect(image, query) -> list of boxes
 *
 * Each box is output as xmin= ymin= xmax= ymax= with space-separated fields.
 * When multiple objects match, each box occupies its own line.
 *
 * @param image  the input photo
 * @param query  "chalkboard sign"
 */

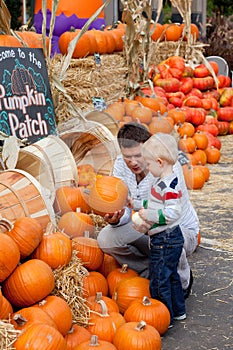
xmin=0 ymin=47 xmax=57 ymax=144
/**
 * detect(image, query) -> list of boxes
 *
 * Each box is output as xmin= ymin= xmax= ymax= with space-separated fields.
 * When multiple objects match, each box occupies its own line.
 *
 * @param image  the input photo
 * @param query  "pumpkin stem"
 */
xmin=120 ymin=264 xmax=129 ymax=273
xmin=89 ymin=335 xmax=99 ymax=346
xmin=0 ymin=217 xmax=13 ymax=232
xmin=97 ymin=299 xmax=109 ymax=317
xmin=142 ymin=296 xmax=152 ymax=306
xmin=13 ymin=314 xmax=28 ymax=326
xmin=45 ymin=221 xmax=56 ymax=235
xmin=135 ymin=320 xmax=147 ymax=331
xmin=95 ymin=292 xmax=103 ymax=302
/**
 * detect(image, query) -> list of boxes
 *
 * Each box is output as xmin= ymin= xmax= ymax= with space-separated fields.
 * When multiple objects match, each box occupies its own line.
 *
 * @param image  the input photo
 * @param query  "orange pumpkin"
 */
xmin=88 ymin=176 xmax=128 ymax=217
xmin=113 ymin=276 xmax=151 ymax=314
xmin=205 ymin=147 xmax=221 ymax=164
xmin=31 ymin=227 xmax=72 ymax=269
xmin=2 ymin=259 xmax=55 ymax=308
xmin=72 ymin=235 xmax=104 ymax=271
xmin=54 ymin=186 xmax=91 ymax=215
xmin=35 ymin=295 xmax=73 ymax=336
xmin=65 ymin=324 xmax=92 ymax=350
xmin=13 ymin=323 xmax=67 ymax=350
xmin=75 ymin=335 xmax=117 ymax=350
xmin=57 ymin=210 xmax=95 ymax=238
xmin=113 ymin=321 xmax=161 ymax=350
xmin=5 ymin=217 xmax=43 ymax=259
xmin=0 ymin=232 xmax=20 ymax=283
xmin=124 ymin=296 xmax=170 ymax=335
xmin=148 ymin=116 xmax=174 ymax=134
xmin=97 ymin=253 xmax=121 ymax=278
xmin=87 ymin=300 xmax=125 ymax=343
xmin=131 ymin=106 xmax=153 ymax=124
xmin=182 ymin=164 xmax=206 ymax=190
xmin=0 ymin=294 xmax=13 ymax=320
xmin=83 ymin=271 xmax=109 ymax=298
xmin=107 ymin=264 xmax=138 ymax=297
xmin=192 ymin=132 xmax=208 ymax=150
xmin=87 ymin=292 xmax=119 ymax=313
xmin=11 ymin=306 xmax=58 ymax=331
xmin=178 ymin=136 xmax=196 ymax=154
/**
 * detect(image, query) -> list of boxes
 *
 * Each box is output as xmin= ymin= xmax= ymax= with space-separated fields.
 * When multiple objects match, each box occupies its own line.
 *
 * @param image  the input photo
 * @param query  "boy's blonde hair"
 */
xmin=142 ymin=132 xmax=178 ymax=165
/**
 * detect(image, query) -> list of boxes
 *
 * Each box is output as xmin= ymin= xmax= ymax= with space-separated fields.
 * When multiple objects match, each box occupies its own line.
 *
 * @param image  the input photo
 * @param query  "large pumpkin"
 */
xmin=88 ymin=176 xmax=128 ymax=217
xmin=0 ymin=232 xmax=20 ymax=283
xmin=5 ymin=217 xmax=43 ymax=259
xmin=124 ymin=296 xmax=170 ymax=335
xmin=72 ymin=235 xmax=104 ymax=271
xmin=113 ymin=276 xmax=151 ymax=314
xmin=57 ymin=210 xmax=94 ymax=238
xmin=2 ymin=259 xmax=55 ymax=308
xmin=35 ymin=295 xmax=73 ymax=336
xmin=113 ymin=321 xmax=161 ymax=350
xmin=13 ymin=323 xmax=67 ymax=350
xmin=31 ymin=227 xmax=72 ymax=269
xmin=107 ymin=264 xmax=138 ymax=297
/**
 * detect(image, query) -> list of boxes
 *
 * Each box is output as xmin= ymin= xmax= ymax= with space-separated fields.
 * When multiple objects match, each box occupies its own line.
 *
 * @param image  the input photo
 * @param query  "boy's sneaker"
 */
xmin=168 ymin=324 xmax=174 ymax=329
xmin=183 ymin=269 xmax=193 ymax=299
xmin=174 ymin=313 xmax=186 ymax=321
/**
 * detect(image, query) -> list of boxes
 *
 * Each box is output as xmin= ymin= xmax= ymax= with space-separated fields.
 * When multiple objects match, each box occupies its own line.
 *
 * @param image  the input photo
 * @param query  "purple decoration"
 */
xmin=34 ymin=11 xmax=105 ymax=37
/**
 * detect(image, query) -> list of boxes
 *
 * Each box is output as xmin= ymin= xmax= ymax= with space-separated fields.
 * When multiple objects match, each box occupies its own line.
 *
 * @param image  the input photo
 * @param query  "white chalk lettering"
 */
xmin=8 ymin=112 xmax=48 ymax=138
xmin=0 ymin=84 xmax=46 ymax=113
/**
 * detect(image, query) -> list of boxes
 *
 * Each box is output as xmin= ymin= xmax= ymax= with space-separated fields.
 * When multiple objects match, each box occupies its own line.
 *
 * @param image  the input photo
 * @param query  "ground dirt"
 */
xmin=162 ymin=135 xmax=233 ymax=350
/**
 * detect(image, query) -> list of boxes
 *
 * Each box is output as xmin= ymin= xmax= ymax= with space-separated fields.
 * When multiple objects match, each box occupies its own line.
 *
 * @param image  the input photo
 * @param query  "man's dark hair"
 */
xmin=117 ymin=122 xmax=151 ymax=148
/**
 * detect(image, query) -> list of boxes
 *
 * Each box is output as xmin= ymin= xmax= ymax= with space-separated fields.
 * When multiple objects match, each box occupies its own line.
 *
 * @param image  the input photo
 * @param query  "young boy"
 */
xmin=132 ymin=132 xmax=186 ymax=328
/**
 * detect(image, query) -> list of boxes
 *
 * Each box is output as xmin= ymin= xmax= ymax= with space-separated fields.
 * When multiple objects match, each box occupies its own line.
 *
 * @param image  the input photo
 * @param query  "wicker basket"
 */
xmin=15 ymin=135 xmax=78 ymax=203
xmin=0 ymin=169 xmax=56 ymax=230
xmin=58 ymin=118 xmax=120 ymax=176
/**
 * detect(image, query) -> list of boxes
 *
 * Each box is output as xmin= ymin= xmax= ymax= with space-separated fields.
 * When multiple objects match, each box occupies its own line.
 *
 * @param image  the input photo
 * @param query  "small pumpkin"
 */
xmin=54 ymin=186 xmax=91 ymax=215
xmin=182 ymin=164 xmax=206 ymax=190
xmin=205 ymin=147 xmax=221 ymax=164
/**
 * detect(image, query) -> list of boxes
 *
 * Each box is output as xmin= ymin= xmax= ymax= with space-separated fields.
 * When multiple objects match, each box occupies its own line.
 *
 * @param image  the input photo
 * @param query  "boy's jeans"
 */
xmin=149 ymin=225 xmax=186 ymax=324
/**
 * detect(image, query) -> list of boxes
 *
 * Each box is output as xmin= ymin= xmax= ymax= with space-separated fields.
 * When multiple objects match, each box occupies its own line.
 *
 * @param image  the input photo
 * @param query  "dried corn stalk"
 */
xmin=52 ymin=252 xmax=90 ymax=326
xmin=121 ymin=1 xmax=153 ymax=92
xmin=0 ymin=319 xmax=21 ymax=350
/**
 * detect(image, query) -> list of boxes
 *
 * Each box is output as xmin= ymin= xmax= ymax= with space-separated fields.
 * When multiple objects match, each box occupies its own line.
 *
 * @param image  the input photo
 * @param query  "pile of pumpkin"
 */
xmin=0 ymin=174 xmax=170 ymax=349
xmin=103 ymin=55 xmax=233 ymax=189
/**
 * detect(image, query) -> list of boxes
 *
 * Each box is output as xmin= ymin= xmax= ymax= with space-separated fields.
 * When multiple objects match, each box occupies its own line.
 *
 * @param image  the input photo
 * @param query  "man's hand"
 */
xmin=104 ymin=209 xmax=125 ymax=225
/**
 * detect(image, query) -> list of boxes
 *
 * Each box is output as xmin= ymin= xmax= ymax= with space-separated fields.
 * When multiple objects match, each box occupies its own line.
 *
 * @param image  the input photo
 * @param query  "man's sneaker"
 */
xmin=183 ymin=269 xmax=193 ymax=299
xmin=174 ymin=313 xmax=186 ymax=321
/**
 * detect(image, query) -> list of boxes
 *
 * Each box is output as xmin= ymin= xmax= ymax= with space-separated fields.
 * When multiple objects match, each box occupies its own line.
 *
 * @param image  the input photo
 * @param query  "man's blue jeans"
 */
xmin=149 ymin=225 xmax=186 ymax=324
